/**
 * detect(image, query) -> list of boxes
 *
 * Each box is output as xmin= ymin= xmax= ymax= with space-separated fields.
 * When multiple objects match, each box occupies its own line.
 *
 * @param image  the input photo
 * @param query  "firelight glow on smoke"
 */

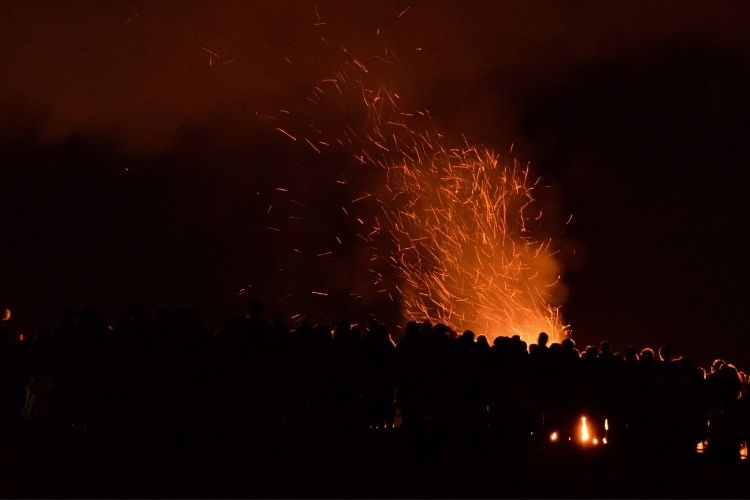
xmin=382 ymin=143 xmax=568 ymax=343
xmin=272 ymin=44 xmax=569 ymax=344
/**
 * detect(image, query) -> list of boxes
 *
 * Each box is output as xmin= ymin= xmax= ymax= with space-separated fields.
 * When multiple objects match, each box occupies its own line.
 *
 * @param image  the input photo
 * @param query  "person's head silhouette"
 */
xmin=658 ymin=345 xmax=672 ymax=362
xmin=538 ymin=331 xmax=549 ymax=348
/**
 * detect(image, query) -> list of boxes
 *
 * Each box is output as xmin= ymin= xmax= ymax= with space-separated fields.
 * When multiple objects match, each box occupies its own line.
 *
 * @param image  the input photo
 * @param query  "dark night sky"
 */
xmin=2 ymin=1 xmax=750 ymax=368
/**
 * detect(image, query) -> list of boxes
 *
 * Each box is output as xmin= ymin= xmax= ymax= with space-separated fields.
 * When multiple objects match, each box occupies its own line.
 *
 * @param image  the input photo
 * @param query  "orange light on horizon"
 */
xmin=550 ymin=431 xmax=559 ymax=442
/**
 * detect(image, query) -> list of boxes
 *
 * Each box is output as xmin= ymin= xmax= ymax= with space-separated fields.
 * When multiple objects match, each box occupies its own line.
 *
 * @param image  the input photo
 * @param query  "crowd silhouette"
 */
xmin=0 ymin=301 xmax=747 ymax=497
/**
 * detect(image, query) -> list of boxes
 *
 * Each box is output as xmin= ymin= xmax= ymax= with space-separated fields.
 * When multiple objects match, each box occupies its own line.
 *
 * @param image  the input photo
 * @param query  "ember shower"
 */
xmin=270 ymin=47 xmax=569 ymax=344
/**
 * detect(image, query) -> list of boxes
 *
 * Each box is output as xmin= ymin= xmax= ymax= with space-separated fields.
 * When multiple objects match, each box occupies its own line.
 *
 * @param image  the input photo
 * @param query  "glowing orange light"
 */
xmin=741 ymin=441 xmax=748 ymax=461
xmin=580 ymin=416 xmax=591 ymax=444
xmin=550 ymin=431 xmax=558 ymax=442
xmin=275 ymin=55 xmax=571 ymax=345
xmin=385 ymin=150 xmax=569 ymax=344
xmin=602 ymin=437 xmax=608 ymax=445
xmin=17 ymin=333 xmax=24 ymax=343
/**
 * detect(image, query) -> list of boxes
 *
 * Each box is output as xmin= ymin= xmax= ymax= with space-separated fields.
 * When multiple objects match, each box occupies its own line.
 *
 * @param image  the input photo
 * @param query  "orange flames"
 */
xmin=580 ymin=416 xmax=591 ymax=443
xmin=358 ymin=78 xmax=569 ymax=343
xmin=273 ymin=46 xmax=569 ymax=343
xmin=383 ymin=145 xmax=568 ymax=343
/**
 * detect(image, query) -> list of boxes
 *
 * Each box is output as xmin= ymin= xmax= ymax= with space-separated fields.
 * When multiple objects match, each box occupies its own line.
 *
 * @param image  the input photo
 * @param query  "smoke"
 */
xmin=265 ymin=45 xmax=570 ymax=341
xmin=4 ymin=1 xmax=750 ymax=354
xmin=2 ymin=1 xmax=746 ymax=151
xmin=0 ymin=3 xmax=577 ymax=334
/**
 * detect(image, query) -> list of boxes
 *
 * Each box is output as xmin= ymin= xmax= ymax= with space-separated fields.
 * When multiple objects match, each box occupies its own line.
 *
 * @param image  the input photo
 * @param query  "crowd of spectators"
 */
xmin=0 ymin=301 xmax=747 ymax=496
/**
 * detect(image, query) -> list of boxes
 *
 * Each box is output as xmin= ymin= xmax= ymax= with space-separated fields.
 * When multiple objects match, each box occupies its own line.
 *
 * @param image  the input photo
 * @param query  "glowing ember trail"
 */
xmin=272 ymin=45 xmax=569 ymax=344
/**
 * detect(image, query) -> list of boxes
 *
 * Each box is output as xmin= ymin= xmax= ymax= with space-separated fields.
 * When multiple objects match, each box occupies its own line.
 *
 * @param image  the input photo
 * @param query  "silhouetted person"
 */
xmin=5 ymin=299 xmax=750 ymax=498
xmin=361 ymin=320 xmax=396 ymax=429
xmin=706 ymin=361 xmax=743 ymax=461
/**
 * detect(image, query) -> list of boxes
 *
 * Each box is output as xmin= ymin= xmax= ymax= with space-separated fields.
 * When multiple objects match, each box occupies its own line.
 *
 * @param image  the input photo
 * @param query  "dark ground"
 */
xmin=0 ymin=420 xmax=746 ymax=498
